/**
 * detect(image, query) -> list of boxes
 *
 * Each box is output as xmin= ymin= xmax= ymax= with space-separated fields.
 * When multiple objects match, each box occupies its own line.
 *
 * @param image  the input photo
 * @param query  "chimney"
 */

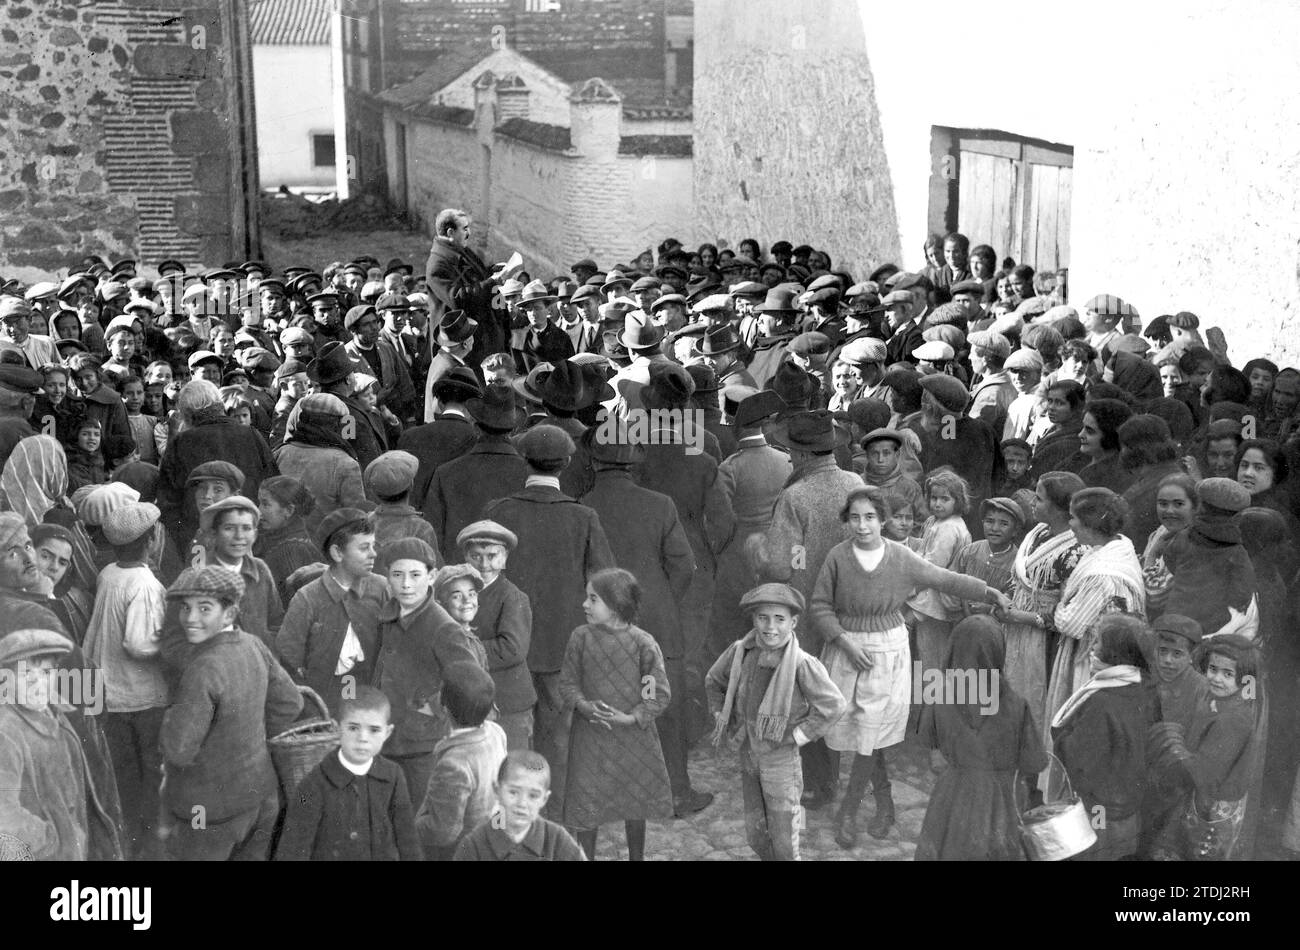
xmin=569 ymin=77 xmax=621 ymax=160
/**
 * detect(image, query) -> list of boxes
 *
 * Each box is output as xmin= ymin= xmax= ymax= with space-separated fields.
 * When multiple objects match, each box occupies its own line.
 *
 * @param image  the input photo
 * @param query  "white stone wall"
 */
xmin=696 ymin=0 xmax=1300 ymax=362
xmin=432 ymin=48 xmax=574 ymax=128
xmin=254 ymin=44 xmax=335 ymax=188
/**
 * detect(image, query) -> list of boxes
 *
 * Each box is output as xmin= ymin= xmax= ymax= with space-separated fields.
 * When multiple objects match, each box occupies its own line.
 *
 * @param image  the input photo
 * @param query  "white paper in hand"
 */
xmin=505 ymin=251 xmax=523 ymax=274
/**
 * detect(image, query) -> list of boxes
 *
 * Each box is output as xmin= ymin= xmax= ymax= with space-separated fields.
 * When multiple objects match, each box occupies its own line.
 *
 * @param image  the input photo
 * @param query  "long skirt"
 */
xmin=822 ymin=625 xmax=909 ymax=756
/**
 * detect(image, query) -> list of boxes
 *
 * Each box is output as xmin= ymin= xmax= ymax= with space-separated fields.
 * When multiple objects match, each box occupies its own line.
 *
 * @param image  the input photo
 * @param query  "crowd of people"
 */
xmin=0 ymin=211 xmax=1297 ymax=862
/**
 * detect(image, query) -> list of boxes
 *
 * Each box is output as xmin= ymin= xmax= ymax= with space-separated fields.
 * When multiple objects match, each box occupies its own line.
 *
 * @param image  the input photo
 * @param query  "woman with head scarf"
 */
xmin=1044 ymin=488 xmax=1147 ymax=729
xmin=271 ymin=393 xmax=370 ymax=533
xmin=915 ymin=614 xmax=1047 ymax=860
xmin=0 ymin=434 xmax=98 ymax=592
xmin=1051 ymin=613 xmax=1160 ymax=860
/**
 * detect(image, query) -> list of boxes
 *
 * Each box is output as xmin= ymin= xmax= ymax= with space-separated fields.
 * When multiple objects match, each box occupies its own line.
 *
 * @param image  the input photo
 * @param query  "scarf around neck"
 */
xmin=712 ymin=629 xmax=801 ymax=746
xmin=1051 ymin=663 xmax=1142 ymax=729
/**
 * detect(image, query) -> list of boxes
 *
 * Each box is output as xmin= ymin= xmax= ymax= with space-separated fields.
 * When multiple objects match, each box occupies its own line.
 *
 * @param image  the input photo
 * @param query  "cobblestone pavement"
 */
xmin=593 ymin=733 xmax=938 ymax=862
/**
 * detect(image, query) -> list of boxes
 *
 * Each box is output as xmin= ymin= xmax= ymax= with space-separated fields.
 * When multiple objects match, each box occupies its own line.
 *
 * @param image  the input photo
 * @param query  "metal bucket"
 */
xmin=1019 ymin=753 xmax=1097 ymax=861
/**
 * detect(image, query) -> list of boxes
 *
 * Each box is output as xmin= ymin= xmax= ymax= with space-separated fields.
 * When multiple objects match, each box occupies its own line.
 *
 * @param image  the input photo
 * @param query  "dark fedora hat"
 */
xmin=437 ymin=309 xmax=478 ymax=345
xmin=466 ymin=383 xmax=524 ymax=431
xmin=512 ymin=363 xmax=553 ymax=405
xmin=383 ymin=258 xmax=413 ymax=277
xmin=685 ymin=274 xmax=722 ymax=303
xmin=308 ymin=341 xmax=362 ymax=387
xmin=430 ymin=365 xmax=482 ymax=403
xmin=618 ymin=313 xmax=665 ymax=351
xmin=734 ymin=389 xmax=787 ymax=430
xmin=766 ymin=359 xmax=821 ymax=411
xmin=764 ymin=409 xmax=848 ymax=452
xmin=756 ymin=288 xmax=800 ymax=314
xmin=540 ymin=359 xmax=614 ymax=412
xmin=699 ymin=324 xmax=742 ymax=356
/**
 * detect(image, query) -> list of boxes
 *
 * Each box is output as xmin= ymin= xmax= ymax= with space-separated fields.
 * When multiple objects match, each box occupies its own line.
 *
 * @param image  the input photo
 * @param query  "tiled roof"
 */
xmin=496 ymin=118 xmax=572 ymax=152
xmin=250 ymin=0 xmax=331 ymax=46
xmin=618 ymin=135 xmax=693 ymax=157
xmin=408 ymin=104 xmax=476 ymax=127
xmin=378 ymin=43 xmax=495 ymax=108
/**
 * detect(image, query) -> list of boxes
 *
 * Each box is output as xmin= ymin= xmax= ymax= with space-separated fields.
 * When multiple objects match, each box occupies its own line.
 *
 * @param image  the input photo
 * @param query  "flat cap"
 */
xmin=167 ymin=565 xmax=246 ymax=604
xmin=383 ymin=537 xmax=440 ymax=569
xmin=1168 ymin=311 xmax=1200 ymax=330
xmin=807 ymin=274 xmax=842 ymax=293
xmin=1084 ymin=294 xmax=1139 ymax=319
xmin=456 ymin=519 xmax=518 ymax=552
xmin=343 ymin=305 xmax=377 ymax=331
xmin=881 ymin=290 xmax=913 ymax=308
xmin=950 ymin=279 xmax=985 ymax=297
xmin=629 ymin=276 xmax=661 ymax=294
xmin=364 ymin=450 xmax=419 ymax=498
xmin=0 ymin=364 xmax=44 ymax=394
xmin=279 ymin=326 xmax=314 ymax=347
xmin=314 ymin=507 xmax=373 ymax=555
xmin=739 ymin=582 xmax=805 ymax=615
xmin=649 ymin=292 xmax=686 ymax=312
xmin=967 ymin=330 xmax=1011 ymax=359
xmin=980 ymin=496 xmax=1026 ymax=529
xmin=727 ymin=281 xmax=767 ymax=298
xmin=693 ymin=293 xmax=733 ymax=314
xmin=24 ymin=281 xmax=59 ymax=301
xmin=789 ymin=331 xmax=832 ymax=356
xmin=1197 ymin=476 xmax=1251 ymax=513
xmin=375 ymin=293 xmax=410 ymax=312
xmin=918 ymin=373 xmax=970 ymax=413
xmin=71 ymin=482 xmax=140 ymax=527
xmin=1152 ymin=613 xmax=1204 ymax=645
xmin=518 ymin=424 xmax=576 ymax=462
xmin=198 ymin=494 xmax=260 ymax=534
xmin=433 ymin=563 xmax=485 ymax=602
xmin=1004 ymin=348 xmax=1045 ymax=372
xmin=913 ymin=340 xmax=956 ymax=362
xmin=186 ymin=460 xmax=246 ymax=490
xmin=837 ymin=337 xmax=888 ymax=365
xmin=235 ymin=347 xmax=281 ymax=373
xmin=101 ymin=501 xmax=161 ymax=546
xmin=0 ymin=629 xmax=74 ymax=668
xmin=0 ymin=298 xmax=32 ymax=322
xmin=861 ymin=426 xmax=904 ymax=449
xmin=188 ymin=349 xmax=222 ymax=370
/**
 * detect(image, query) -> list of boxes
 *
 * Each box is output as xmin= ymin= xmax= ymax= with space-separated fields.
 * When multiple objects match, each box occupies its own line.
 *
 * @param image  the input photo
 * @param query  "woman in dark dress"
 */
xmin=1078 ymin=398 xmax=1134 ymax=493
xmin=916 ymin=615 xmax=1046 ymax=860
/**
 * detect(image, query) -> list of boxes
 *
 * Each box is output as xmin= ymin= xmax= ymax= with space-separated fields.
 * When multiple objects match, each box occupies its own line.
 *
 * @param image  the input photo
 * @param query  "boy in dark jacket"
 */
xmin=160 ymin=565 xmax=303 ymax=861
xmin=276 ymin=685 xmax=421 ymax=861
xmin=453 ymin=750 xmax=586 ymax=861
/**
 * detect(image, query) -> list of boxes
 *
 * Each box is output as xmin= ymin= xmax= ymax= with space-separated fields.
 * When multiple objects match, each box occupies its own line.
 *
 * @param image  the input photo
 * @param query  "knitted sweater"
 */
xmin=811 ymin=540 xmax=989 ymax=641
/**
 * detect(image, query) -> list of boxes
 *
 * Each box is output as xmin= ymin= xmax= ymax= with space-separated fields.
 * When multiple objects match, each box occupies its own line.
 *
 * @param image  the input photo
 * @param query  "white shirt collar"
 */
xmin=337 ymin=750 xmax=373 ymax=775
xmin=525 ymin=474 xmax=561 ymax=490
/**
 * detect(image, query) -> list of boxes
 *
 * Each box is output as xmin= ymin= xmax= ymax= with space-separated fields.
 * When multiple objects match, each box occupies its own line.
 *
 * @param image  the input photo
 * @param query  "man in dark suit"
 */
xmin=310 ymin=340 xmax=386 ymax=471
xmin=424 ymin=310 xmax=478 ymax=422
xmin=423 ymin=208 xmax=517 ymax=418
xmin=517 ymin=280 xmax=574 ymax=371
xmin=421 ymin=385 xmax=528 ymax=556
xmin=883 ymin=289 xmax=924 ymax=365
xmin=397 ymin=366 xmax=481 ymax=505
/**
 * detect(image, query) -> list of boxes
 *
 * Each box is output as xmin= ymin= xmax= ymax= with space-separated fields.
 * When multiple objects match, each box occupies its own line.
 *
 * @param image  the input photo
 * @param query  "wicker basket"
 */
xmin=269 ymin=686 xmax=339 ymax=794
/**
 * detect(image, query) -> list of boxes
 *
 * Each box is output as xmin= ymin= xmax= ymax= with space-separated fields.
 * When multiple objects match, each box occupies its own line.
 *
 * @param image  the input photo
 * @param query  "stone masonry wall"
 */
xmin=0 ymin=0 xmax=259 ymax=280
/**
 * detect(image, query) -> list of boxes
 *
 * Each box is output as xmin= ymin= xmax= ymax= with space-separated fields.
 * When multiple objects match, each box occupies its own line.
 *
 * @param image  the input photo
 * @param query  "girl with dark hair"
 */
xmin=1078 ymin=398 xmax=1135 ymax=492
xmin=1051 ymin=613 xmax=1159 ymax=860
xmin=1119 ymin=414 xmax=1185 ymax=546
xmin=1140 ymin=471 xmax=1198 ymax=614
xmin=1201 ymin=365 xmax=1251 ymax=414
xmin=1235 ymin=438 xmax=1297 ymax=535
xmin=1242 ymin=358 xmax=1279 ymax=415
xmin=560 ymin=568 xmax=673 ymax=861
xmin=812 ymin=486 xmax=1008 ymax=847
xmin=1149 ymin=635 xmax=1261 ymax=860
xmin=738 ymin=238 xmax=761 ymax=263
xmin=1028 ymin=380 xmax=1087 ymax=481
xmin=1045 ymin=488 xmax=1146 ymax=728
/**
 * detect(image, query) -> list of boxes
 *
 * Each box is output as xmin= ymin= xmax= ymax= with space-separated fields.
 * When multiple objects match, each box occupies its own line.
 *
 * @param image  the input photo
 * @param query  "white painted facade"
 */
xmin=254 ymin=44 xmax=336 ymax=189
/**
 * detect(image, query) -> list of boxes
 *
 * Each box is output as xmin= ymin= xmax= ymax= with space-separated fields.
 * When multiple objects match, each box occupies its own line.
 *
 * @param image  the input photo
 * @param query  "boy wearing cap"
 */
xmin=201 ymin=495 xmax=284 ymax=648
xmin=161 ymin=565 xmax=303 ymax=860
xmin=706 ymin=583 xmax=845 ymax=861
xmin=366 ymin=450 xmax=443 ymax=572
xmin=0 ymin=629 xmax=123 ymax=860
xmin=966 ymin=330 xmax=1016 ymax=436
xmin=83 ymin=501 xmax=168 ymax=858
xmin=278 ymin=509 xmax=388 ymax=716
xmin=457 ymin=520 xmax=536 ymax=750
xmin=483 ymin=424 xmax=615 ymax=815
